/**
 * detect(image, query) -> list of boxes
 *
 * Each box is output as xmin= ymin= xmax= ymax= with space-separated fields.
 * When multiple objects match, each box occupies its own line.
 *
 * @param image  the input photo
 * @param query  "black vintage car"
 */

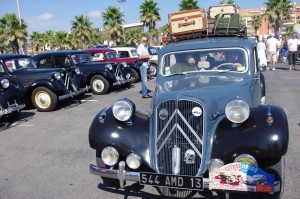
xmin=0 ymin=73 xmax=25 ymax=122
xmin=0 ymin=54 xmax=88 ymax=112
xmin=88 ymin=34 xmax=288 ymax=198
xmin=33 ymin=50 xmax=135 ymax=95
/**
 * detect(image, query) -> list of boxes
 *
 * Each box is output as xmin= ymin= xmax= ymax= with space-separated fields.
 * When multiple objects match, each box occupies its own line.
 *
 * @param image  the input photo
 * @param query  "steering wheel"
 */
xmin=214 ymin=63 xmax=236 ymax=70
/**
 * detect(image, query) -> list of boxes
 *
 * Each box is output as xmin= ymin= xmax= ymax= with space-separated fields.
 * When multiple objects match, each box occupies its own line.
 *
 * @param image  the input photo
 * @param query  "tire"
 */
xmin=131 ymin=69 xmax=140 ymax=83
xmin=31 ymin=87 xmax=58 ymax=112
xmin=96 ymin=151 xmax=120 ymax=188
xmin=264 ymin=157 xmax=285 ymax=199
xmin=149 ymin=63 xmax=157 ymax=77
xmin=90 ymin=75 xmax=109 ymax=95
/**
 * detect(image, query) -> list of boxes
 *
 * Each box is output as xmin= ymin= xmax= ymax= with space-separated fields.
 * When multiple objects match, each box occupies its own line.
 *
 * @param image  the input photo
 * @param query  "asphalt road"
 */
xmin=0 ymin=62 xmax=299 ymax=199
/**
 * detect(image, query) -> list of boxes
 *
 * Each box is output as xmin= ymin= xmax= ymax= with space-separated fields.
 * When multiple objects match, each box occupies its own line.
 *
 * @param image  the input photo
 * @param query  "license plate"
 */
xmin=140 ymin=172 xmax=203 ymax=190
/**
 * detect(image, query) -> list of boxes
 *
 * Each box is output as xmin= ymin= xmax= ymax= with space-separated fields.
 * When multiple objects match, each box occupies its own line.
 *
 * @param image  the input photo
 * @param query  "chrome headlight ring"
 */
xmin=126 ymin=153 xmax=142 ymax=170
xmin=101 ymin=146 xmax=119 ymax=166
xmin=120 ymin=62 xmax=128 ymax=68
xmin=52 ymin=72 xmax=61 ymax=80
xmin=225 ymin=100 xmax=250 ymax=123
xmin=112 ymin=98 xmax=135 ymax=122
xmin=1 ymin=79 xmax=10 ymax=89
xmin=74 ymin=68 xmax=81 ymax=75
xmin=105 ymin=64 xmax=113 ymax=70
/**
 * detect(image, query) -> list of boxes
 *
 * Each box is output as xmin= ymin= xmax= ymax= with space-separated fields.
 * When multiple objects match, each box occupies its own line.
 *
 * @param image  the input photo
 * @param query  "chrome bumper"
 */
xmin=90 ymin=161 xmax=210 ymax=189
xmin=113 ymin=77 xmax=135 ymax=86
xmin=59 ymin=85 xmax=90 ymax=100
xmin=0 ymin=102 xmax=25 ymax=117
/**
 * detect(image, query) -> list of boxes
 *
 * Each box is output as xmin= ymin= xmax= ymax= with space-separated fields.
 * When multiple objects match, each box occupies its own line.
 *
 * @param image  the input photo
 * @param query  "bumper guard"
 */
xmin=0 ymin=102 xmax=25 ymax=117
xmin=59 ymin=85 xmax=90 ymax=100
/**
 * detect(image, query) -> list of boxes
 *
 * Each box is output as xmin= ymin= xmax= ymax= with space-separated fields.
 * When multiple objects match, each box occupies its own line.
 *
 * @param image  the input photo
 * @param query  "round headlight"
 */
xmin=53 ymin=72 xmax=61 ymax=80
xmin=101 ymin=146 xmax=119 ymax=166
xmin=208 ymin=159 xmax=224 ymax=172
xmin=225 ymin=100 xmax=250 ymax=123
xmin=105 ymin=64 xmax=113 ymax=70
xmin=120 ymin=62 xmax=128 ymax=67
xmin=234 ymin=154 xmax=258 ymax=166
xmin=112 ymin=99 xmax=134 ymax=121
xmin=74 ymin=68 xmax=80 ymax=75
xmin=1 ymin=79 xmax=10 ymax=89
xmin=126 ymin=153 xmax=141 ymax=170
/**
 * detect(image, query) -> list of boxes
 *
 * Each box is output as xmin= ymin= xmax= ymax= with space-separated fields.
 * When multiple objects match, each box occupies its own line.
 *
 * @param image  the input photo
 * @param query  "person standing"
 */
xmin=280 ymin=35 xmax=289 ymax=63
xmin=137 ymin=37 xmax=152 ymax=98
xmin=266 ymin=34 xmax=281 ymax=71
xmin=287 ymin=32 xmax=300 ymax=71
xmin=257 ymin=36 xmax=267 ymax=67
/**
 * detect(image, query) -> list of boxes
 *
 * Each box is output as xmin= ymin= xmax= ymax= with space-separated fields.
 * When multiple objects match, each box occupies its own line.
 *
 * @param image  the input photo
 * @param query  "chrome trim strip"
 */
xmin=156 ymin=109 xmax=177 ymax=142
xmin=156 ymin=124 xmax=177 ymax=155
xmin=0 ymin=103 xmax=25 ymax=116
xmin=177 ymin=125 xmax=202 ymax=158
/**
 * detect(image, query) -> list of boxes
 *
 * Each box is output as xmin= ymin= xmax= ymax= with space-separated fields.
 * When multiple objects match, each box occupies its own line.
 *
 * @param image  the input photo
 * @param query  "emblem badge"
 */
xmin=184 ymin=149 xmax=195 ymax=164
xmin=192 ymin=107 xmax=202 ymax=117
xmin=159 ymin=108 xmax=169 ymax=120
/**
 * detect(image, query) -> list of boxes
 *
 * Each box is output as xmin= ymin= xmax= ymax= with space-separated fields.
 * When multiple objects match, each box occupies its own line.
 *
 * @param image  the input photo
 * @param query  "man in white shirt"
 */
xmin=287 ymin=32 xmax=300 ymax=71
xmin=137 ymin=37 xmax=152 ymax=98
xmin=266 ymin=34 xmax=281 ymax=70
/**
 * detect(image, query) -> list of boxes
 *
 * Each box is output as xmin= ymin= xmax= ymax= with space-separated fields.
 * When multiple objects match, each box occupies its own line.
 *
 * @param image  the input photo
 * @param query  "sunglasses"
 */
xmin=142 ymin=40 xmax=148 ymax=42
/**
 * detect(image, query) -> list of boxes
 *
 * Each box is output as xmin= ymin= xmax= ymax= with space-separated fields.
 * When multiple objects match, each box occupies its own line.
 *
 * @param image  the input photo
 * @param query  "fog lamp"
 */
xmin=225 ymin=100 xmax=250 ymax=123
xmin=120 ymin=62 xmax=128 ymax=67
xmin=126 ymin=153 xmax=141 ymax=170
xmin=74 ymin=68 xmax=80 ymax=75
xmin=112 ymin=98 xmax=134 ymax=121
xmin=1 ymin=79 xmax=10 ymax=89
xmin=208 ymin=159 xmax=224 ymax=172
xmin=101 ymin=146 xmax=119 ymax=166
xmin=234 ymin=154 xmax=258 ymax=166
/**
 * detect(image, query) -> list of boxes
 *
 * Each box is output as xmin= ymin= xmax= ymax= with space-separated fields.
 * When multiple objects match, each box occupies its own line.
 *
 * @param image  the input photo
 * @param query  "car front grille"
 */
xmin=60 ymin=71 xmax=77 ymax=92
xmin=156 ymin=100 xmax=204 ymax=176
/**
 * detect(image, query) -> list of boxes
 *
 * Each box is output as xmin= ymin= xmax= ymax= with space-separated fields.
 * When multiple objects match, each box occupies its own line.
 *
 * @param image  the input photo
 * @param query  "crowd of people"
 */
xmin=257 ymin=32 xmax=300 ymax=71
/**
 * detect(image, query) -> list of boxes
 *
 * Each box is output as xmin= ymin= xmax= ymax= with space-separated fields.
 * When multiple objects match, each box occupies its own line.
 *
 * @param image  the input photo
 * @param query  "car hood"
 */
xmin=155 ymin=74 xmax=253 ymax=118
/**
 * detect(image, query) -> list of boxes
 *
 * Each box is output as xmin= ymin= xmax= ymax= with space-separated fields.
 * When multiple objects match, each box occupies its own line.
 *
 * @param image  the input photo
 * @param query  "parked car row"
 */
xmin=0 ymin=49 xmax=143 ymax=125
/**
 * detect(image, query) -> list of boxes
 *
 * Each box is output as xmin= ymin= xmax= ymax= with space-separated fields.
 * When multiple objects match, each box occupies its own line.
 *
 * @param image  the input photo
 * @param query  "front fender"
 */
xmin=89 ymin=107 xmax=151 ymax=168
xmin=211 ymin=105 xmax=289 ymax=163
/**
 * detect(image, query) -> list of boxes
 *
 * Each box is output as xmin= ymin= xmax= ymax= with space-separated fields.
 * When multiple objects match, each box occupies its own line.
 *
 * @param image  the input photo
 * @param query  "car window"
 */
xmin=106 ymin=51 xmax=117 ymax=59
xmin=161 ymin=48 xmax=248 ymax=75
xmin=149 ymin=47 xmax=158 ymax=55
xmin=5 ymin=58 xmax=37 ymax=72
xmin=71 ymin=53 xmax=92 ymax=64
xmin=131 ymin=49 xmax=138 ymax=57
xmin=119 ymin=51 xmax=129 ymax=58
xmin=54 ymin=56 xmax=67 ymax=68
xmin=38 ymin=57 xmax=53 ymax=68
xmin=91 ymin=53 xmax=104 ymax=61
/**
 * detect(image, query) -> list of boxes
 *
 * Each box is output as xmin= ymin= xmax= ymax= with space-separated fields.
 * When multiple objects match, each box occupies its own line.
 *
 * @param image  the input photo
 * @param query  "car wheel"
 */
xmin=90 ymin=75 xmax=109 ymax=95
xmin=264 ymin=157 xmax=285 ymax=199
xmin=31 ymin=87 xmax=58 ymax=112
xmin=149 ymin=63 xmax=157 ymax=77
xmin=131 ymin=69 xmax=140 ymax=83
xmin=96 ymin=151 xmax=120 ymax=188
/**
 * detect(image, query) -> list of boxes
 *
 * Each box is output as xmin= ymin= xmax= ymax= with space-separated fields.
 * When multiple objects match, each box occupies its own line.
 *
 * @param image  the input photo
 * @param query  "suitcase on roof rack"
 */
xmin=168 ymin=8 xmax=207 ymax=37
xmin=214 ymin=13 xmax=241 ymax=34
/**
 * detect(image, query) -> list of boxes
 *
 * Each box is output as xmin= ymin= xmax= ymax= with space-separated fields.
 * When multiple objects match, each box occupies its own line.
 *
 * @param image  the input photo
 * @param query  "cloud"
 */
xmin=37 ymin=12 xmax=54 ymax=21
xmin=89 ymin=11 xmax=101 ymax=19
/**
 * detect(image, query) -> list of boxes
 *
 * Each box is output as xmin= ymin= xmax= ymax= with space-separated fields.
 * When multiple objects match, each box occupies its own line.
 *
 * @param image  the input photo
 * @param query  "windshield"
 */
xmin=5 ymin=58 xmax=37 ymax=72
xmin=71 ymin=53 xmax=92 ymax=64
xmin=161 ymin=48 xmax=248 ymax=76
xmin=106 ymin=51 xmax=117 ymax=59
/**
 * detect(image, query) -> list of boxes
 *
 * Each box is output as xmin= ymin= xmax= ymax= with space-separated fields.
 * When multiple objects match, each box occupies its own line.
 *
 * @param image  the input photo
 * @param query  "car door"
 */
xmin=252 ymin=47 xmax=263 ymax=105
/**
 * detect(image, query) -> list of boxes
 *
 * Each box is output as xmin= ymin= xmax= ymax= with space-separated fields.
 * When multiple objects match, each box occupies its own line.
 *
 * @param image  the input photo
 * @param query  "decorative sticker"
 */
xmin=192 ymin=107 xmax=202 ymax=117
xmin=209 ymin=163 xmax=274 ymax=193
xmin=184 ymin=149 xmax=195 ymax=164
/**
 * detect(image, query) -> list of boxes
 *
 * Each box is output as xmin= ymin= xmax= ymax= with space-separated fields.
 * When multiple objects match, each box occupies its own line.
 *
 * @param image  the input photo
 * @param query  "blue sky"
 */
xmin=1 ymin=0 xmax=298 ymax=35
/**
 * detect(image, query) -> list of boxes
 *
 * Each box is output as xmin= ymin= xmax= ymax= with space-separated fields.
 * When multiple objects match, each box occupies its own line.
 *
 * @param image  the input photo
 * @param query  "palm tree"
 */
xmin=88 ymin=28 xmax=102 ymax=47
xmin=102 ymin=6 xmax=124 ymax=46
xmin=124 ymin=29 xmax=143 ymax=46
xmin=0 ymin=13 xmax=28 ymax=54
xmin=139 ymin=0 xmax=161 ymax=45
xmin=178 ymin=0 xmax=199 ymax=11
xmin=45 ymin=30 xmax=55 ymax=50
xmin=264 ymin=0 xmax=293 ymax=33
xmin=30 ymin=31 xmax=43 ymax=53
xmin=251 ymin=15 xmax=262 ymax=35
xmin=53 ymin=31 xmax=68 ymax=50
xmin=71 ymin=15 xmax=92 ymax=49
xmin=220 ymin=0 xmax=235 ymax=4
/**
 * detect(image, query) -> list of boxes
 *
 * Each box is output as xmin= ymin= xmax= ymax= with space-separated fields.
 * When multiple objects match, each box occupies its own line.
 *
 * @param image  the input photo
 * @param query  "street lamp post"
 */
xmin=117 ymin=0 xmax=126 ymax=13
xmin=16 ymin=0 xmax=22 ymax=25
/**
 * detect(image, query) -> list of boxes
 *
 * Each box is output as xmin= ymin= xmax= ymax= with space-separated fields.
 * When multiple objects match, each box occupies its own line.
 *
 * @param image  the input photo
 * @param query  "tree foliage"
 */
xmin=178 ymin=0 xmax=199 ymax=11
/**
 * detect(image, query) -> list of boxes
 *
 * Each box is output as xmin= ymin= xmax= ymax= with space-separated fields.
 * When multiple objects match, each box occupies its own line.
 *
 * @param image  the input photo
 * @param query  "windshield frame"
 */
xmin=160 ymin=47 xmax=249 ymax=77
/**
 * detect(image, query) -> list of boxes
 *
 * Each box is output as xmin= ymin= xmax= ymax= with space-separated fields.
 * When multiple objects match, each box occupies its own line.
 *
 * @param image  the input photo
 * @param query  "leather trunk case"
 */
xmin=168 ymin=8 xmax=207 ymax=36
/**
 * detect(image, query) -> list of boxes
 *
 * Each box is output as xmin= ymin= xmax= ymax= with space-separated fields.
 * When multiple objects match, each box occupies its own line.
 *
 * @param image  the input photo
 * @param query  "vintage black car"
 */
xmin=88 ymin=35 xmax=288 ymax=199
xmin=33 ymin=50 xmax=135 ymax=95
xmin=0 ymin=54 xmax=88 ymax=112
xmin=0 ymin=74 xmax=25 ymax=122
